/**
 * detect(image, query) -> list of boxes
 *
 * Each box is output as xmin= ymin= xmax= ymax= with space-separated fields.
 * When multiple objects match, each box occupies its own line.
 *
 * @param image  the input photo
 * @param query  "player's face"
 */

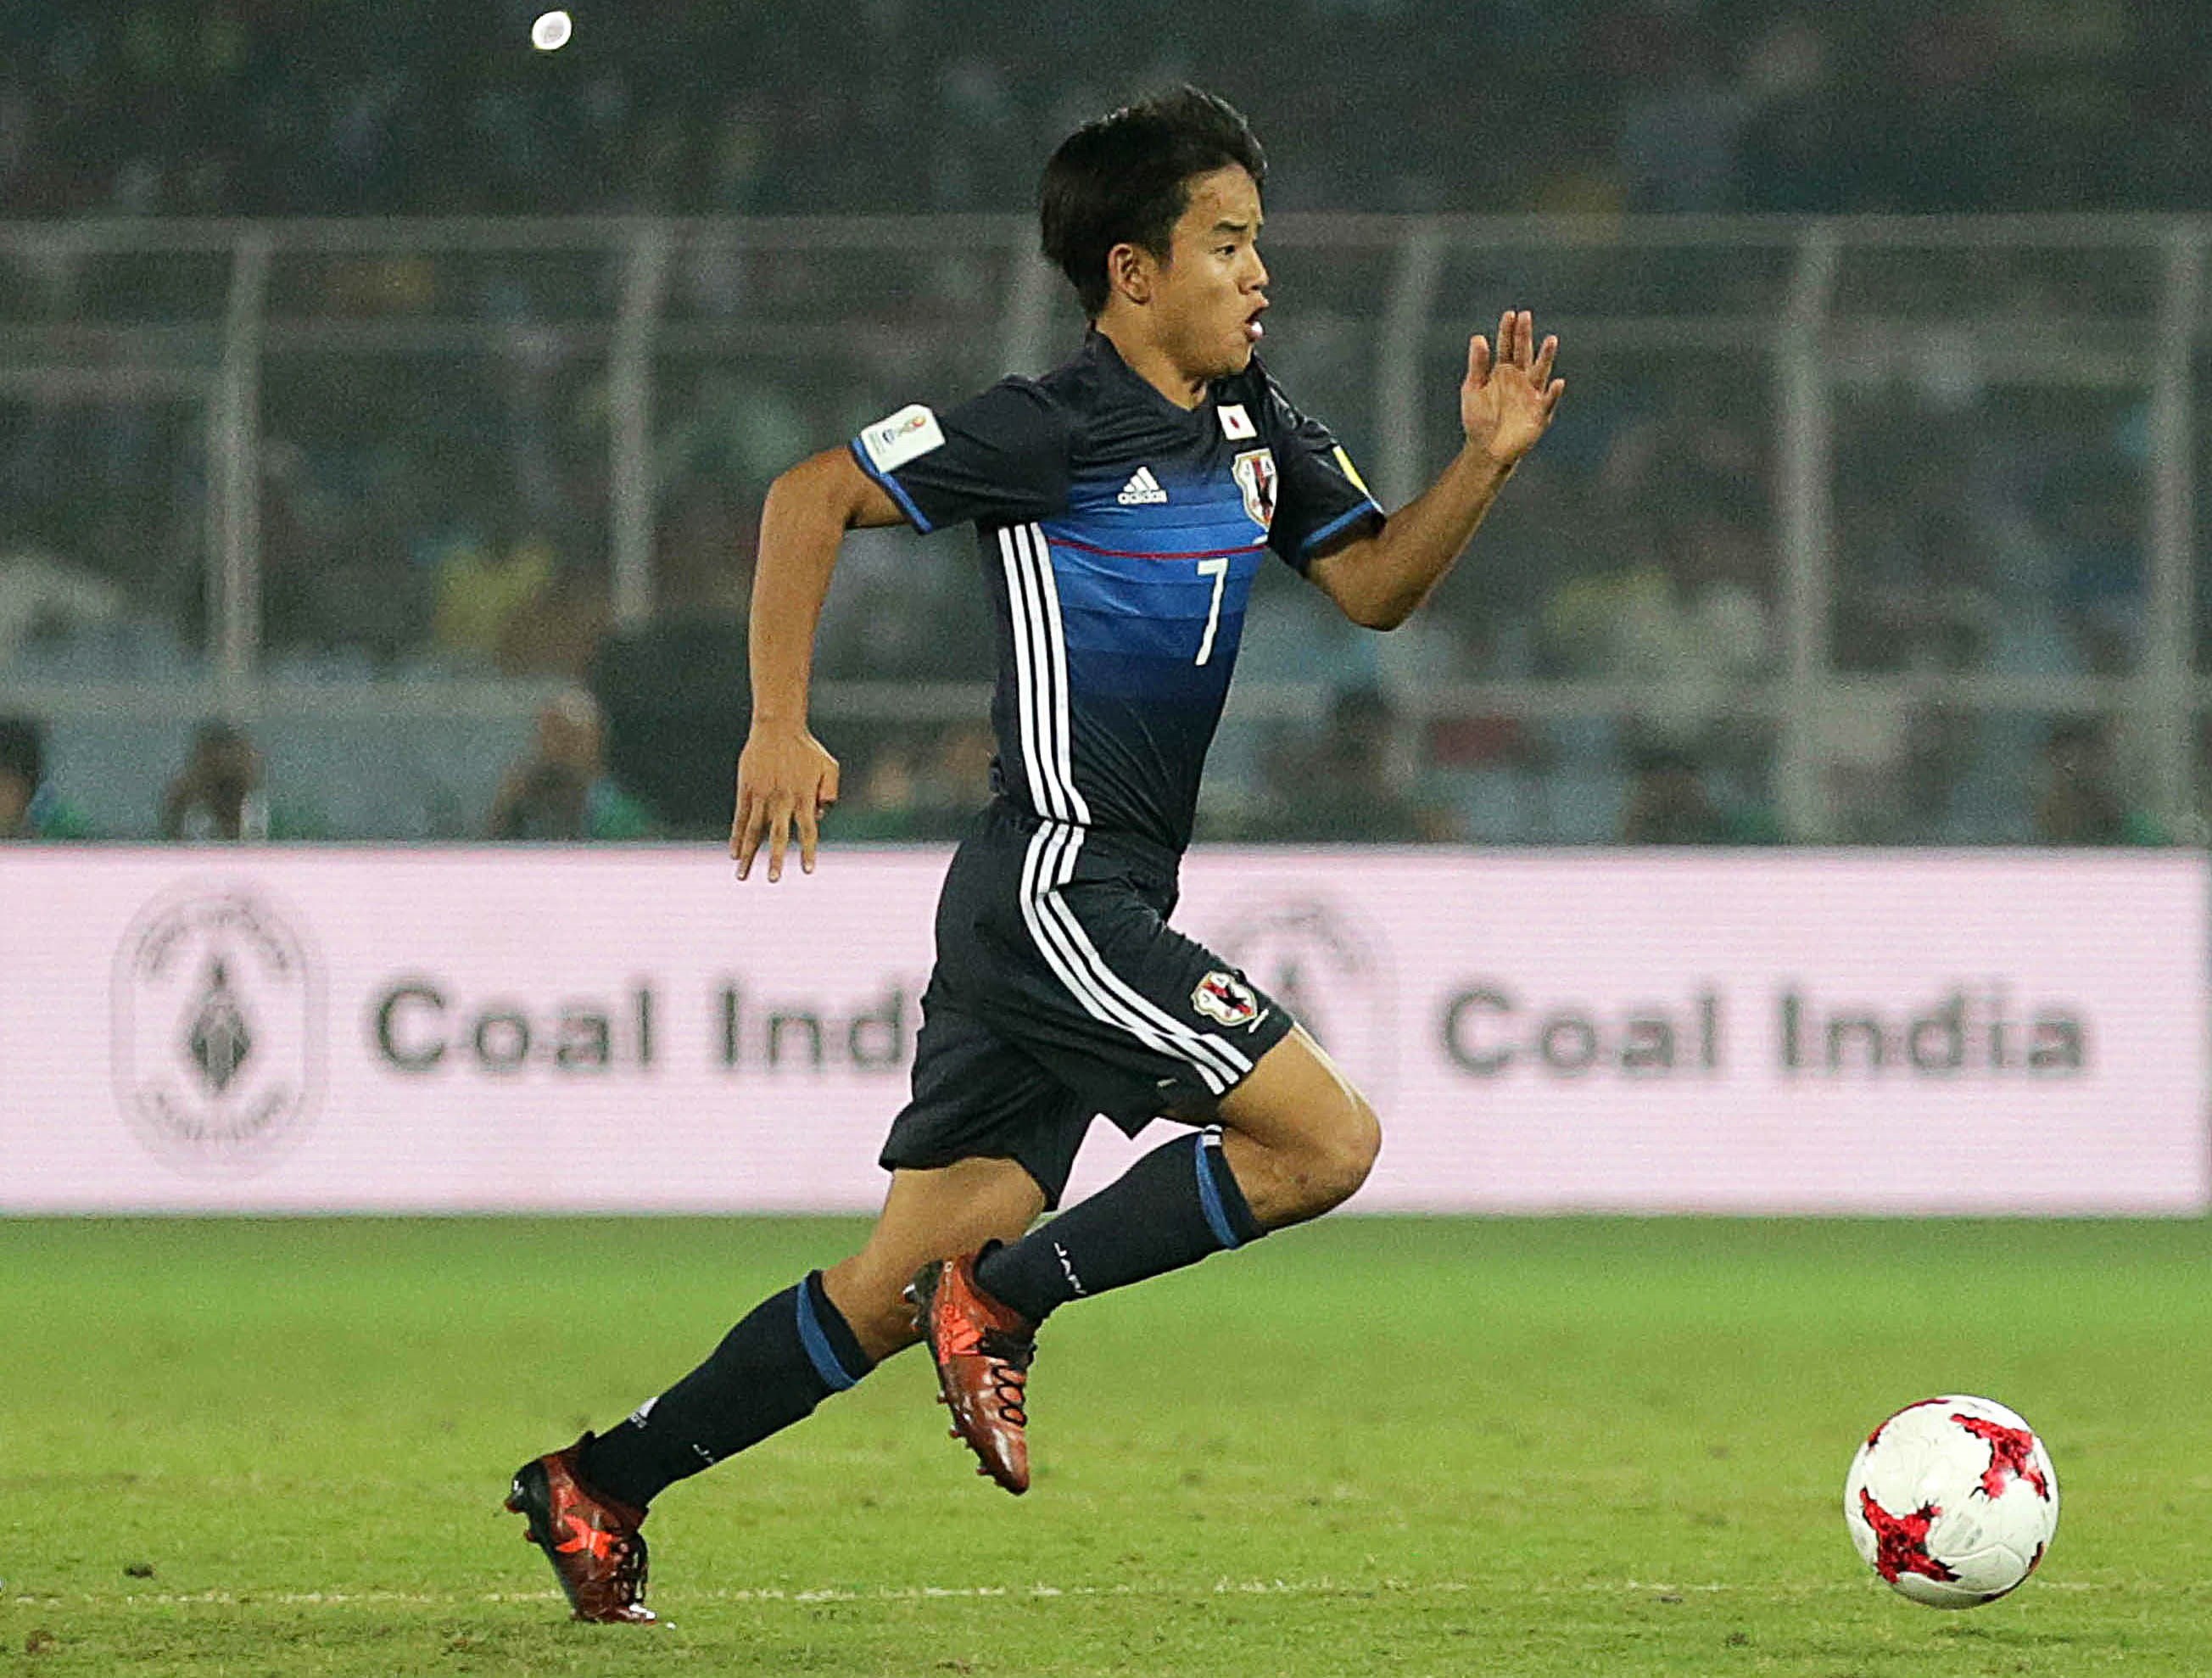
xmin=1153 ymin=165 xmax=1270 ymax=381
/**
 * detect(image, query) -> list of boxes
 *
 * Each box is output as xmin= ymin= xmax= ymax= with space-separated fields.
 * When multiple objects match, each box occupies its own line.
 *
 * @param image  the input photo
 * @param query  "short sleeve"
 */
xmin=1259 ymin=377 xmax=1384 ymax=571
xmin=848 ymin=378 xmax=1070 ymax=534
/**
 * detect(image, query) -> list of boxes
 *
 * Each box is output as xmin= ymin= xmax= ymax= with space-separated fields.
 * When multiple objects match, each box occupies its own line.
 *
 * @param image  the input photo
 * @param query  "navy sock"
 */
xmin=975 ymin=1130 xmax=1265 ymax=1324
xmin=577 ymin=1270 xmax=871 ymax=1511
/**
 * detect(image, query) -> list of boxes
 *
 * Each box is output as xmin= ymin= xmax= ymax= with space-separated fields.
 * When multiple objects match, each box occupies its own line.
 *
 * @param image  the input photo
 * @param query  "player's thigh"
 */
xmin=1211 ymin=1025 xmax=1381 ymax=1221
xmin=823 ymin=1158 xmax=1045 ymax=1356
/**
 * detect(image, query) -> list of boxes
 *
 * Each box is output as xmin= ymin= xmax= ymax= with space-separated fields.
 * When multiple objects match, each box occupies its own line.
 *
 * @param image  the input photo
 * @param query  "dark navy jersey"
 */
xmin=849 ymin=331 xmax=1382 ymax=855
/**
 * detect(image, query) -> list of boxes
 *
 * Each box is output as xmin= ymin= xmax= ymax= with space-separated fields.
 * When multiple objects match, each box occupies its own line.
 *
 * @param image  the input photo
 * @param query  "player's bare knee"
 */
xmin=1257 ymin=1090 xmax=1379 ymax=1220
xmin=1308 ymin=1091 xmax=1381 ymax=1210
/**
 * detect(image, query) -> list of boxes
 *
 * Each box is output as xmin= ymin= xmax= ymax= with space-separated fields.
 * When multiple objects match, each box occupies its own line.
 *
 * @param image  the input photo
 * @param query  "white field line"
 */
xmin=0 ymin=1577 xmax=2106 ymax=1611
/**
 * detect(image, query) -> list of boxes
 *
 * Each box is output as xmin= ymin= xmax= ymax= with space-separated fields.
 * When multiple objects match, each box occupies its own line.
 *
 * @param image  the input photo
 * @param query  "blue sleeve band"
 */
xmin=1299 ymin=497 xmax=1384 ymax=557
xmin=795 ymin=1275 xmax=861 ymax=1391
xmin=1193 ymin=1133 xmax=1243 ymax=1251
xmin=847 ymin=439 xmax=935 ymax=534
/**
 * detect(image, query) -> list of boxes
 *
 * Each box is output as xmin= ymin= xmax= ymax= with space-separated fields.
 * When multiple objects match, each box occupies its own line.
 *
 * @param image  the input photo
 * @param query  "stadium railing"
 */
xmin=0 ymin=214 xmax=2200 ymax=843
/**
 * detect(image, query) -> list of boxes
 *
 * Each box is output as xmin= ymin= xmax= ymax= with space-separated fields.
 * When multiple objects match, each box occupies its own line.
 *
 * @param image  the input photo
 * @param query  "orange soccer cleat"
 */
xmin=505 ymin=1435 xmax=656 ymax=1624
xmin=909 ymin=1254 xmax=1036 ymax=1495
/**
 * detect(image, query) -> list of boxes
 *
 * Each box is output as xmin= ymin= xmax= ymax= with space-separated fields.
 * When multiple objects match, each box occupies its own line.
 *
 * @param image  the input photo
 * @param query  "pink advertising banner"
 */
xmin=2 ymin=847 xmax=2204 ymax=1214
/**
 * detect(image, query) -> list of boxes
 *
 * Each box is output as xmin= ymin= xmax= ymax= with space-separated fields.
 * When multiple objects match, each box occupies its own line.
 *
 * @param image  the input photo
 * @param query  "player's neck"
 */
xmin=1095 ymin=319 xmax=1209 ymax=411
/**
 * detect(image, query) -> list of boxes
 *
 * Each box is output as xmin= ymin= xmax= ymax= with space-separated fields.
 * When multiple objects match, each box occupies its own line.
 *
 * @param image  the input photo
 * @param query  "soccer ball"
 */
xmin=1843 ymin=1394 xmax=2058 ymax=1608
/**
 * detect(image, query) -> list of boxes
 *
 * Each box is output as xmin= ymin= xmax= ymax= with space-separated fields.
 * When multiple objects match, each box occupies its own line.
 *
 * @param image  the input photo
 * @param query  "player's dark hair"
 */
xmin=1040 ymin=86 xmax=1266 ymax=318
xmin=0 ymin=714 xmax=43 ymax=786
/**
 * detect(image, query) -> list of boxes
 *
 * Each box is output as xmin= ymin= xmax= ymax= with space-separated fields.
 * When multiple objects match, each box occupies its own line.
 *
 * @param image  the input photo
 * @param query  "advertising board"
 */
xmin=3 ymin=847 xmax=2202 ymax=1213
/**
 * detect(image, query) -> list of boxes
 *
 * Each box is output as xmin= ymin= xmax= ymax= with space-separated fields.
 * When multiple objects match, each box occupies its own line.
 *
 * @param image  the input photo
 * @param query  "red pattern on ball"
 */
xmin=1951 ymin=1413 xmax=2052 ymax=1501
xmin=1858 ymin=1488 xmax=1960 ymax=1585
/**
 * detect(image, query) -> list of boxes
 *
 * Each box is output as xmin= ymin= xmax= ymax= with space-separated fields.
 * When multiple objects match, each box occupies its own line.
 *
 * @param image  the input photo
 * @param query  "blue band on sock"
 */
xmin=795 ymin=1277 xmax=860 ymax=1392
xmin=1193 ymin=1133 xmax=1243 ymax=1250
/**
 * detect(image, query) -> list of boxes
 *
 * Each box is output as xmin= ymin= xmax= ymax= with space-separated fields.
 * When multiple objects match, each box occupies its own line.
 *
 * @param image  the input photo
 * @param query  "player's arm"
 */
xmin=731 ymin=447 xmax=904 ymax=882
xmin=735 ymin=382 xmax=1066 ymax=879
xmin=1308 ymin=309 xmax=1562 ymax=631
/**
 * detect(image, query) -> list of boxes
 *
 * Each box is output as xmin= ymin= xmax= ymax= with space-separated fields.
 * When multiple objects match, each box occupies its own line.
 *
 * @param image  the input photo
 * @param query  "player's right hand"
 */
xmin=732 ymin=721 xmax=840 ymax=882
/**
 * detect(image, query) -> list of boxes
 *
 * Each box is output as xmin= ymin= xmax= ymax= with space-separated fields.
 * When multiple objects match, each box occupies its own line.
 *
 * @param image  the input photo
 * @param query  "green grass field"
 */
xmin=3 ymin=1217 xmax=2208 ymax=1676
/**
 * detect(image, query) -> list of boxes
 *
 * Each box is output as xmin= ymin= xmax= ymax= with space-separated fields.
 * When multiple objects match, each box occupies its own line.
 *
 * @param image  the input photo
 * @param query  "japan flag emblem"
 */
xmin=1232 ymin=448 xmax=1277 ymax=531
xmin=1192 ymin=970 xmax=1263 ymax=1029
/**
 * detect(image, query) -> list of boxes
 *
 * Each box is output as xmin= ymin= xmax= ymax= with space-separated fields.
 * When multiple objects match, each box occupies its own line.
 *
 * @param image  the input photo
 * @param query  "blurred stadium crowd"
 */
xmin=0 ymin=692 xmax=2165 ymax=847
xmin=0 ymin=2 xmax=2199 ymax=847
xmin=3 ymin=2 xmax=2205 ymax=219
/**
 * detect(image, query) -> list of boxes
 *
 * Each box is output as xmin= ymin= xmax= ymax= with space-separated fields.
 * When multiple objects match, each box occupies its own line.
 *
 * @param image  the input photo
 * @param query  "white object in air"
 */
xmin=530 ymin=10 xmax=573 ymax=50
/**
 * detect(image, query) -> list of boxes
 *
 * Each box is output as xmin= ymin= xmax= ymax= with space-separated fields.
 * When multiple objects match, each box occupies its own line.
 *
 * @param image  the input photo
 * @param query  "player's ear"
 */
xmin=1105 ymin=241 xmax=1156 ymax=308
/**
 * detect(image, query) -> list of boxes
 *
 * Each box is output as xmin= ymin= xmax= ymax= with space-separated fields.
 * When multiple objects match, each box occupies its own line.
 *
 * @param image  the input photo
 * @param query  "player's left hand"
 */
xmin=1461 ymin=309 xmax=1563 ymax=467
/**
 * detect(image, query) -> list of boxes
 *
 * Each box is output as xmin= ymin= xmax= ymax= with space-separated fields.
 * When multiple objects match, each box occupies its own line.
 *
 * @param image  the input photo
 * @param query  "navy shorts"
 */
xmin=880 ymin=798 xmax=1296 ymax=1206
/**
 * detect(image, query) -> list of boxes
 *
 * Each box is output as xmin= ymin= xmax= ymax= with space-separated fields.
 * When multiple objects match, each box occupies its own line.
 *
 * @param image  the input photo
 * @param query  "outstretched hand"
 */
xmin=731 ymin=721 xmax=840 ymax=881
xmin=1461 ymin=309 xmax=1564 ymax=467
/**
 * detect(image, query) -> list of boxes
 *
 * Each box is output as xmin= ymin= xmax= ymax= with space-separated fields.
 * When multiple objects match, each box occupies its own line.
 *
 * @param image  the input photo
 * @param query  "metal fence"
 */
xmin=0 ymin=214 xmax=2202 ymax=843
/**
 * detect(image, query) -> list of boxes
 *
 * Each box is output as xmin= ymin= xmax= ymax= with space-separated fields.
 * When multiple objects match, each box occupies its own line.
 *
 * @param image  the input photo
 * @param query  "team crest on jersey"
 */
xmin=1231 ymin=448 xmax=1277 ymax=531
xmin=1193 ymin=969 xmax=1264 ymax=1029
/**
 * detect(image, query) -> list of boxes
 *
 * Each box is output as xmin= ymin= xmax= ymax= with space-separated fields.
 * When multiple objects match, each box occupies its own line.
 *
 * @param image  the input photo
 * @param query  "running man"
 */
xmin=506 ymin=85 xmax=1562 ymax=1623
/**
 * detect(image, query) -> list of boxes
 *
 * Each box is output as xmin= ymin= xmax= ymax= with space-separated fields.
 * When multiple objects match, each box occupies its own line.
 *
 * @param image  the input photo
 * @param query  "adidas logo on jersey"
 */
xmin=1116 ymin=467 xmax=1168 ymax=506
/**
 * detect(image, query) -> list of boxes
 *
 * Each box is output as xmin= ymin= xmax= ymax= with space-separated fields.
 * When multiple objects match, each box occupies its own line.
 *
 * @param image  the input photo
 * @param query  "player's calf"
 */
xmin=1222 ymin=1087 xmax=1381 ymax=1228
xmin=542 ymin=1271 xmax=875 ymax=1528
xmin=822 ymin=1155 xmax=1048 ymax=1362
xmin=820 ymin=1249 xmax=931 ymax=1359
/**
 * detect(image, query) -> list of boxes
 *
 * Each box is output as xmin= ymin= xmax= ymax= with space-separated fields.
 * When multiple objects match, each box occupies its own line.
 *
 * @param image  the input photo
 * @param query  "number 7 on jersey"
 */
xmin=1193 ymin=556 xmax=1230 ymax=665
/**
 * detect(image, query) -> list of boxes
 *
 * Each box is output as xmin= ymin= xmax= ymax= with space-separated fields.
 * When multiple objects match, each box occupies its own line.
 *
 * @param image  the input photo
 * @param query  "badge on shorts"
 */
xmin=1193 ymin=970 xmax=1263 ymax=1029
xmin=1231 ymin=448 xmax=1277 ymax=531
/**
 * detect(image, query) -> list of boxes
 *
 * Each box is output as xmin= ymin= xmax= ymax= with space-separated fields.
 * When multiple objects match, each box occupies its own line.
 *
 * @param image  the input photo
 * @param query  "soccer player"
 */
xmin=506 ymin=86 xmax=1562 ymax=1623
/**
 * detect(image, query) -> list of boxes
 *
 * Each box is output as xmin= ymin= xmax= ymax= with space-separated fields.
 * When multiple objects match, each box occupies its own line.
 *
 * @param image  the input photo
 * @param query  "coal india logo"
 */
xmin=111 ymin=887 xmax=325 ymax=1173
